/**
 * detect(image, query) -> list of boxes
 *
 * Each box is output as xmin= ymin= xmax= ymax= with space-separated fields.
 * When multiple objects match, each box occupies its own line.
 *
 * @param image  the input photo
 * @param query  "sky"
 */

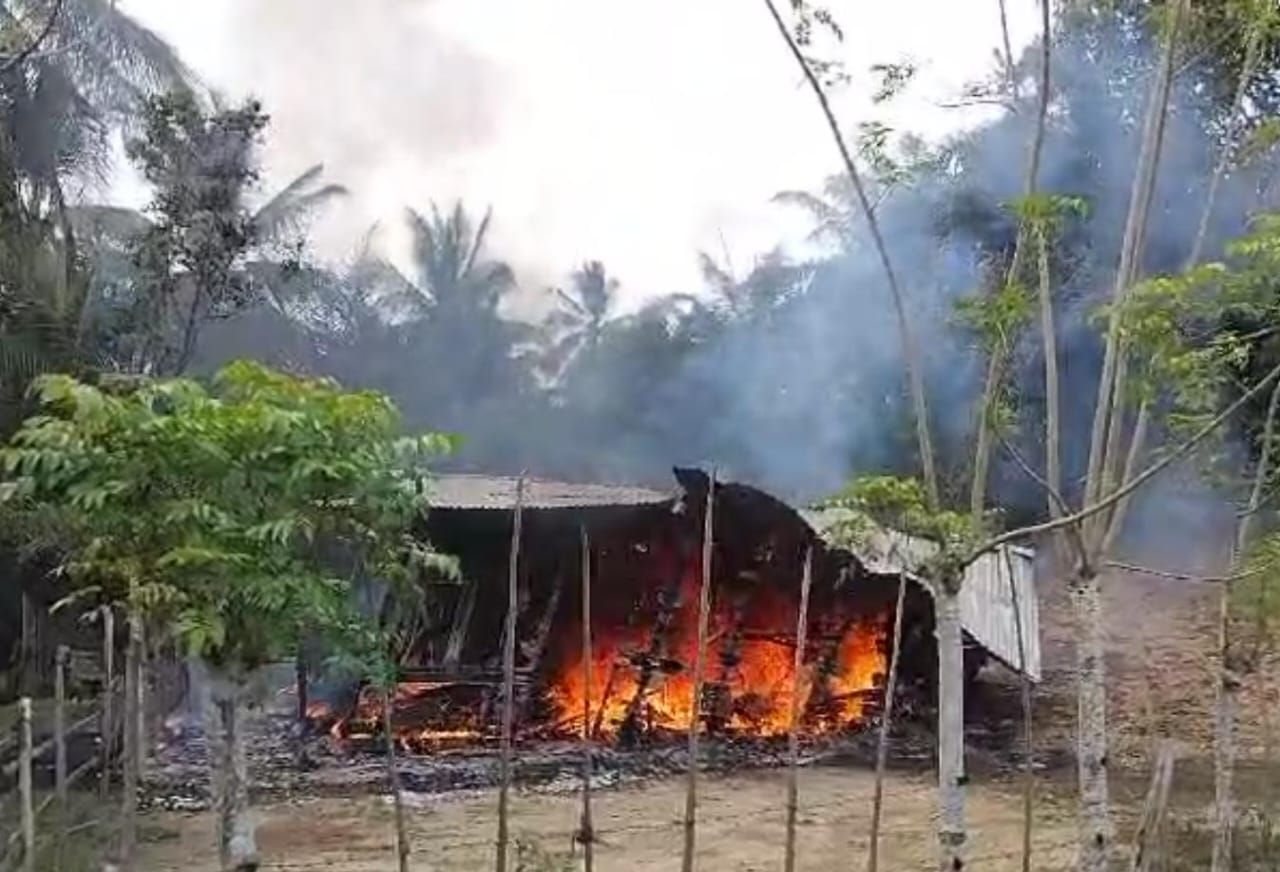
xmin=115 ymin=0 xmax=1038 ymax=313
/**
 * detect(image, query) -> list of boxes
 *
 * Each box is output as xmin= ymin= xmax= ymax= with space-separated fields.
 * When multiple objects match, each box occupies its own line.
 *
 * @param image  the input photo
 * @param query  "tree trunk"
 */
xmin=935 ymin=578 xmax=966 ymax=872
xmin=759 ymin=0 xmax=938 ymax=509
xmin=1074 ymin=570 xmax=1112 ymax=872
xmin=208 ymin=673 xmax=258 ymax=872
xmin=384 ymin=689 xmax=410 ymax=872
xmin=100 ymin=605 xmax=115 ymax=801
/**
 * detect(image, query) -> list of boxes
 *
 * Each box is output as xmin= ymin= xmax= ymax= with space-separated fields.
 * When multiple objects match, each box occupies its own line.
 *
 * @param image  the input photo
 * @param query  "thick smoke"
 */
xmin=522 ymin=13 xmax=1270 ymax=552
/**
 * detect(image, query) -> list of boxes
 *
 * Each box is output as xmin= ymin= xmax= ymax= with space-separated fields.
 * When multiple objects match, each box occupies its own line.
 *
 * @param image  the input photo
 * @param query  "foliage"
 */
xmin=0 ymin=360 xmax=457 ymax=671
xmin=819 ymin=475 xmax=988 ymax=570
xmin=111 ymin=92 xmax=274 ymax=374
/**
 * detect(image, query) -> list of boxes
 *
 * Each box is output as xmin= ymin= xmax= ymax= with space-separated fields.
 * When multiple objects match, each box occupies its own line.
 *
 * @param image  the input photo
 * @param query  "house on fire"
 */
xmin=343 ymin=469 xmax=1038 ymax=747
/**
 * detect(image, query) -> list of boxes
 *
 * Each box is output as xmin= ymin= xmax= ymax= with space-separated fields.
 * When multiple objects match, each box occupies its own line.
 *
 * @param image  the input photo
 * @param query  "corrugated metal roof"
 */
xmin=801 ymin=507 xmax=1041 ymax=682
xmin=426 ymin=473 xmax=674 ymax=511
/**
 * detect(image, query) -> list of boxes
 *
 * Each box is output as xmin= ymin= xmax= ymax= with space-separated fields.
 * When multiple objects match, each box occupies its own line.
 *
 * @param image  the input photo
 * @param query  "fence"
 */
xmin=0 ymin=608 xmax=185 ymax=872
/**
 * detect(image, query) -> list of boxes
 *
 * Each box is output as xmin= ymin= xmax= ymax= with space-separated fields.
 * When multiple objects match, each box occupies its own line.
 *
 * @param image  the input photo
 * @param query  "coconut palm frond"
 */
xmin=252 ymin=164 xmax=349 ymax=241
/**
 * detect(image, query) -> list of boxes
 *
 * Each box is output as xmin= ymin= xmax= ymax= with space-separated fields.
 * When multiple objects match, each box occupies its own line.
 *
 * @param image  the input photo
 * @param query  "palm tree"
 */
xmin=0 ymin=0 xmax=194 ymax=413
xmin=539 ymin=260 xmax=619 ymax=383
xmin=403 ymin=201 xmax=515 ymax=319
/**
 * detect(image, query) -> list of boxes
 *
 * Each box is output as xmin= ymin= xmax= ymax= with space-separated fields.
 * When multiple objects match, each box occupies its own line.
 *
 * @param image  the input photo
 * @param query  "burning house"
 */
xmin=315 ymin=469 xmax=1038 ymax=753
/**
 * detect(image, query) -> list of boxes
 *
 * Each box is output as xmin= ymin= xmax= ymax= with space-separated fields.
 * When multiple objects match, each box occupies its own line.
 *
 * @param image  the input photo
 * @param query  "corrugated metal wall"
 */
xmin=959 ymin=546 xmax=1040 ymax=681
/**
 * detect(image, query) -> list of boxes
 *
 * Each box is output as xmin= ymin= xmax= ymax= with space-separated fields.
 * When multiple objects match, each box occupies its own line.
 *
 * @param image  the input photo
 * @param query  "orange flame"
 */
xmin=547 ymin=555 xmax=888 ymax=739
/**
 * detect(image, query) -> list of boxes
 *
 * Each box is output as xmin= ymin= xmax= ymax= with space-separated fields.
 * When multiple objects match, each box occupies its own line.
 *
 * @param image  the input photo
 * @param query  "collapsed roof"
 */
xmin=424 ymin=471 xmax=1041 ymax=682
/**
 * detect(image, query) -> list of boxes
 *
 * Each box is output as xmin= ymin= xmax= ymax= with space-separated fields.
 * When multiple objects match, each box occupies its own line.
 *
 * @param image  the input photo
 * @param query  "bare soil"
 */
xmin=136 ymin=766 xmax=1080 ymax=871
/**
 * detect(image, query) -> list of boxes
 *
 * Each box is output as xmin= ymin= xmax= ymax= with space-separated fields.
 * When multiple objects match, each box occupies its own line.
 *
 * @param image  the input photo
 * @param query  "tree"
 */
xmin=539 ymin=260 xmax=620 ymax=384
xmin=0 ymin=359 xmax=455 ymax=869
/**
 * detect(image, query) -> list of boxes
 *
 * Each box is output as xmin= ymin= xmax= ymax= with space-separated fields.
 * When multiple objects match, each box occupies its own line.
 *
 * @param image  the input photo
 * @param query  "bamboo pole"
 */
xmin=783 ymin=547 xmax=813 ymax=872
xmin=100 ymin=605 xmax=115 ymax=800
xmin=495 ymin=474 xmax=525 ymax=872
xmin=577 ymin=526 xmax=595 ymax=872
xmin=680 ymin=468 xmax=717 ymax=872
xmin=868 ymin=572 xmax=908 ymax=872
xmin=19 ymin=696 xmax=35 ymax=872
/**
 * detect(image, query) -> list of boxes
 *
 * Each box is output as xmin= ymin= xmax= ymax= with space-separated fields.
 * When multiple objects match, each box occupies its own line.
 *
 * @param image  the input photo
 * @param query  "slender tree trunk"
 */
xmin=783 ymin=548 xmax=813 ymax=872
xmin=681 ymin=471 xmax=716 ymax=872
xmin=1189 ymin=25 xmax=1263 ymax=268
xmin=495 ymin=475 xmax=525 ymax=872
xmin=208 ymin=672 xmax=257 ymax=872
xmin=935 ymin=577 xmax=966 ymax=872
xmin=135 ymin=618 xmax=147 ymax=784
xmin=997 ymin=0 xmax=1019 ymax=101
xmin=1084 ymin=0 xmax=1185 ymax=518
xmin=577 ymin=527 xmax=595 ymax=872
xmin=972 ymin=0 xmax=1052 ymax=519
xmin=970 ymin=349 xmax=1008 ymax=518
xmin=1131 ymin=742 xmax=1176 ymax=872
xmin=384 ymin=688 xmax=410 ymax=872
xmin=1038 ymin=226 xmax=1062 ymax=516
xmin=1074 ymin=570 xmax=1112 ymax=872
xmin=1211 ymin=376 xmax=1280 ymax=871
xmin=760 ymin=0 xmax=938 ymax=508
xmin=868 ymin=574 xmax=908 ymax=872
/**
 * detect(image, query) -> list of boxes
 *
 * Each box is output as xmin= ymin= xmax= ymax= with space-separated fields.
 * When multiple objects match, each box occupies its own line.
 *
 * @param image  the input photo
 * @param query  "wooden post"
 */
xmin=296 ymin=650 xmax=309 ymax=732
xmin=680 ymin=468 xmax=716 ymax=872
xmin=783 ymin=547 xmax=813 ymax=872
xmin=384 ymin=688 xmax=410 ymax=872
xmin=100 ymin=605 xmax=115 ymax=800
xmin=119 ymin=618 xmax=141 ymax=871
xmin=19 ymin=696 xmax=35 ymax=872
xmin=135 ymin=618 xmax=147 ymax=783
xmin=56 ymin=645 xmax=69 ymax=806
xmin=495 ymin=474 xmax=525 ymax=872
xmin=868 ymin=572 xmax=908 ymax=872
xmin=56 ymin=644 xmax=69 ymax=872
xmin=1004 ymin=547 xmax=1035 ymax=872
xmin=577 ymin=527 xmax=595 ymax=872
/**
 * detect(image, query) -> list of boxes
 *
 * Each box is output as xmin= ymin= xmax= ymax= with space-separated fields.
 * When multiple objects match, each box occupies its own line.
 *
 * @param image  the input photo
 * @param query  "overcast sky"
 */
xmin=115 ymin=0 xmax=1037 ymax=311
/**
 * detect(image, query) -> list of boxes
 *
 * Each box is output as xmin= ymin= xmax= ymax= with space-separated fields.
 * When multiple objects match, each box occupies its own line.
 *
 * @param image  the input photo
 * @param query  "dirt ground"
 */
xmin=135 ymin=766 xmax=1081 ymax=871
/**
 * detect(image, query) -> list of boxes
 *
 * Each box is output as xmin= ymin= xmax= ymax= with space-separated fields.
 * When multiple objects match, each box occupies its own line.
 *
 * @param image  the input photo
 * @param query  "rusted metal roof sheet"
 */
xmin=800 ymin=507 xmax=1041 ymax=682
xmin=426 ymin=473 xmax=674 ymax=511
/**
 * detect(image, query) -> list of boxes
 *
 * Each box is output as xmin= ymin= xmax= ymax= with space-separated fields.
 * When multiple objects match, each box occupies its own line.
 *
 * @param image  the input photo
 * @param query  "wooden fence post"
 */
xmin=119 ymin=618 xmax=141 ymax=871
xmin=495 ymin=474 xmax=525 ymax=872
xmin=135 ymin=617 xmax=147 ymax=783
xmin=19 ymin=696 xmax=36 ymax=872
xmin=56 ymin=643 xmax=69 ymax=871
xmin=783 ymin=547 xmax=813 ymax=872
xmin=100 ymin=605 xmax=115 ymax=800
xmin=680 ymin=468 xmax=716 ymax=872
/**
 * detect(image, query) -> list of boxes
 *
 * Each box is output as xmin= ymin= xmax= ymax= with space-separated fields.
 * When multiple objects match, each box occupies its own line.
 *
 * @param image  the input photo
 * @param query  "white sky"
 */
xmin=115 ymin=0 xmax=1037 ymax=312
